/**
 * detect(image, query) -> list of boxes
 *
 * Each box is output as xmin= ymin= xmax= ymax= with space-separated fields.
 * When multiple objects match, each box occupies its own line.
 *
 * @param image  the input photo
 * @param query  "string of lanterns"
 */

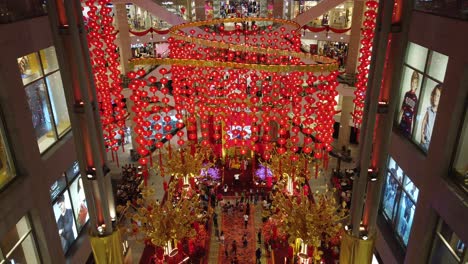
xmin=83 ymin=0 xmax=127 ymax=151
xmin=128 ymin=18 xmax=340 ymax=166
xmin=352 ymin=0 xmax=379 ymax=125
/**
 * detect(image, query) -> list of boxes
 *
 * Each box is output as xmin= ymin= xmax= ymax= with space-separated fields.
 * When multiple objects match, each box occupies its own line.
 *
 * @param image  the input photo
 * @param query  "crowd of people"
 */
xmin=115 ymin=164 xmax=144 ymax=208
xmin=220 ymin=0 xmax=259 ymax=18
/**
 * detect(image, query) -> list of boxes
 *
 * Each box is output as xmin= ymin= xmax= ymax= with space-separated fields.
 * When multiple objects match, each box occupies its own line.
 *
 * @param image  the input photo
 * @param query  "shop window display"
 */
xmin=396 ymin=42 xmax=448 ymax=153
xmin=0 ymin=112 xmax=15 ymax=191
xmin=0 ymin=216 xmax=41 ymax=263
xmin=381 ymin=156 xmax=419 ymax=247
xmin=452 ymin=107 xmax=468 ymax=193
xmin=17 ymin=46 xmax=71 ymax=153
xmin=429 ymin=219 xmax=467 ymax=263
xmin=50 ymin=161 xmax=89 ymax=253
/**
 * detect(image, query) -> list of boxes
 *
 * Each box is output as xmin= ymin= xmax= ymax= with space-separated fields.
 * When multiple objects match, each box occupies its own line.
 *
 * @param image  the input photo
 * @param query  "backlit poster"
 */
xmin=69 ymin=176 xmax=89 ymax=231
xmin=381 ymin=156 xmax=419 ymax=247
xmin=397 ymin=67 xmax=422 ymax=137
xmin=396 ymin=42 xmax=448 ymax=153
xmin=52 ymin=191 xmax=78 ymax=252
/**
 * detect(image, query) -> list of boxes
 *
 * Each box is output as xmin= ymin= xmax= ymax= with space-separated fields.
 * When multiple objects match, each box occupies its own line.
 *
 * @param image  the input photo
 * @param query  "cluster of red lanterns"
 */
xmin=352 ymin=0 xmax=378 ymax=125
xmin=128 ymin=19 xmax=339 ymax=165
xmin=83 ymin=0 xmax=127 ymax=151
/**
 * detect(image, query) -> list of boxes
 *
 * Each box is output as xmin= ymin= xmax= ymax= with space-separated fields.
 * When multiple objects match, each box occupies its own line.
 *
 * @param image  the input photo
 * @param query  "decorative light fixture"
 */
xmin=128 ymin=17 xmax=340 ymax=167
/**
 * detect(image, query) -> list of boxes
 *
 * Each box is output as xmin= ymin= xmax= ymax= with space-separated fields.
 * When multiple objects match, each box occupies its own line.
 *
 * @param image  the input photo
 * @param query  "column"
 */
xmin=345 ymin=0 xmax=365 ymax=74
xmin=338 ymin=95 xmax=354 ymax=149
xmin=195 ymin=0 xmax=206 ymax=20
xmin=115 ymin=3 xmax=132 ymax=74
xmin=48 ymin=0 xmax=123 ymax=263
xmin=273 ymin=0 xmax=284 ymax=18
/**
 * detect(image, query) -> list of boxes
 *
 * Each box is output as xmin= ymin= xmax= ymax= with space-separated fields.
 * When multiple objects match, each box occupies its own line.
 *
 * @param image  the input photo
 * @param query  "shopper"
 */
xmin=257 ymin=228 xmax=262 ymax=244
xmin=231 ymin=240 xmax=237 ymax=256
xmin=220 ymin=231 xmax=225 ymax=244
xmin=256 ymin=247 xmax=262 ymax=263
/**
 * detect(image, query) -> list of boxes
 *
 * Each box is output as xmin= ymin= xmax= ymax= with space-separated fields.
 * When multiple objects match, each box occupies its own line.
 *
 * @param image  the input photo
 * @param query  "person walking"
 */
xmin=213 ymin=212 xmax=218 ymax=228
xmin=242 ymin=233 xmax=248 ymax=248
xmin=231 ymin=240 xmax=237 ymax=256
xmin=220 ymin=231 xmax=225 ymax=244
xmin=256 ymin=247 xmax=262 ymax=263
xmin=257 ymin=228 xmax=262 ymax=244
xmin=243 ymin=213 xmax=249 ymax=228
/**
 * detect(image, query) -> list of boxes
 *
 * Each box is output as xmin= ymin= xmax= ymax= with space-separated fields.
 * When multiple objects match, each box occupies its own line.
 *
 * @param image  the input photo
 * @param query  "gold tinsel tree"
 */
xmin=153 ymin=143 xmax=214 ymax=181
xmin=271 ymin=187 xmax=347 ymax=248
xmin=123 ymin=180 xmax=206 ymax=248
xmin=262 ymin=145 xmax=315 ymax=187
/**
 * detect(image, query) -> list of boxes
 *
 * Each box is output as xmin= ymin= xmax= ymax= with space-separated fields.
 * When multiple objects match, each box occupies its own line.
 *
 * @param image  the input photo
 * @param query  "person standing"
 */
xmin=244 ymin=213 xmax=249 ymax=228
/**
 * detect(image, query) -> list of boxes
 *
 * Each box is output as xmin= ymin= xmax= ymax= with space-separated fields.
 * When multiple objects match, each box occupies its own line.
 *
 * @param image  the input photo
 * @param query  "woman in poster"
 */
xmin=76 ymin=178 xmax=88 ymax=227
xmin=398 ymin=71 xmax=420 ymax=136
xmin=420 ymin=84 xmax=442 ymax=151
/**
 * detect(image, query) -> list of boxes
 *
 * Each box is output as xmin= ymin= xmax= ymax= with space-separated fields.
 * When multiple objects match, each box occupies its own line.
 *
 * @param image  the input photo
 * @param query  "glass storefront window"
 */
xmin=17 ymin=46 xmax=71 ymax=153
xmin=429 ymin=219 xmax=467 ymax=264
xmin=46 ymin=72 xmax=70 ymax=136
xmin=39 ymin=47 xmax=59 ymax=75
xmin=17 ymin=53 xmax=43 ymax=85
xmin=452 ymin=108 xmax=468 ymax=193
xmin=0 ymin=216 xmax=40 ymax=264
xmin=396 ymin=42 xmax=448 ymax=153
xmin=381 ymin=156 xmax=419 ymax=247
xmin=25 ymin=80 xmax=56 ymax=152
xmin=0 ymin=111 xmax=15 ymax=190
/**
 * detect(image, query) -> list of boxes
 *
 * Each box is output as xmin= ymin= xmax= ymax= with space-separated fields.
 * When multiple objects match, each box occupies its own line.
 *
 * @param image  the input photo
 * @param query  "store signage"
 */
xmin=49 ymin=175 xmax=67 ymax=201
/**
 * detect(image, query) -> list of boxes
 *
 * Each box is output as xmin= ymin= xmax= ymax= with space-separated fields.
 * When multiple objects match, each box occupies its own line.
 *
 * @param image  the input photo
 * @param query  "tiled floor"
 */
xmin=108 ymin=139 xmax=359 ymax=263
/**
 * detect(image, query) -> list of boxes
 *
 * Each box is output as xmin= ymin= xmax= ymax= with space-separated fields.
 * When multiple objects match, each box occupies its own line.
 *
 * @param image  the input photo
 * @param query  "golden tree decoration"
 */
xmin=271 ymin=187 xmax=348 ymax=260
xmin=122 ymin=180 xmax=207 ymax=250
xmin=262 ymin=145 xmax=316 ymax=188
xmin=153 ymin=143 xmax=215 ymax=184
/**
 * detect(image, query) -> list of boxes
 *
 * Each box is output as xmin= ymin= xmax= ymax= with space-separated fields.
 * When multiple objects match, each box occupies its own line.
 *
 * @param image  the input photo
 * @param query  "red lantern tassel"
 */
xmin=116 ymin=151 xmax=120 ymax=168
xmin=149 ymin=151 xmax=153 ymax=167
xmin=315 ymin=163 xmax=318 ymax=179
xmin=159 ymin=149 xmax=164 ymax=177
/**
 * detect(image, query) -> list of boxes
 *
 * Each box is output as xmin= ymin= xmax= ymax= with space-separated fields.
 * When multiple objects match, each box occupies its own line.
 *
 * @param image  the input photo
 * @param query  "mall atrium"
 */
xmin=0 ymin=0 xmax=466 ymax=263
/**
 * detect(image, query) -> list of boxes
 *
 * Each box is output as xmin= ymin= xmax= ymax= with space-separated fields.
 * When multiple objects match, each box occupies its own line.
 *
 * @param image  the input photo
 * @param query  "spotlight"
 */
xmin=86 ymin=167 xmax=97 ymax=180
